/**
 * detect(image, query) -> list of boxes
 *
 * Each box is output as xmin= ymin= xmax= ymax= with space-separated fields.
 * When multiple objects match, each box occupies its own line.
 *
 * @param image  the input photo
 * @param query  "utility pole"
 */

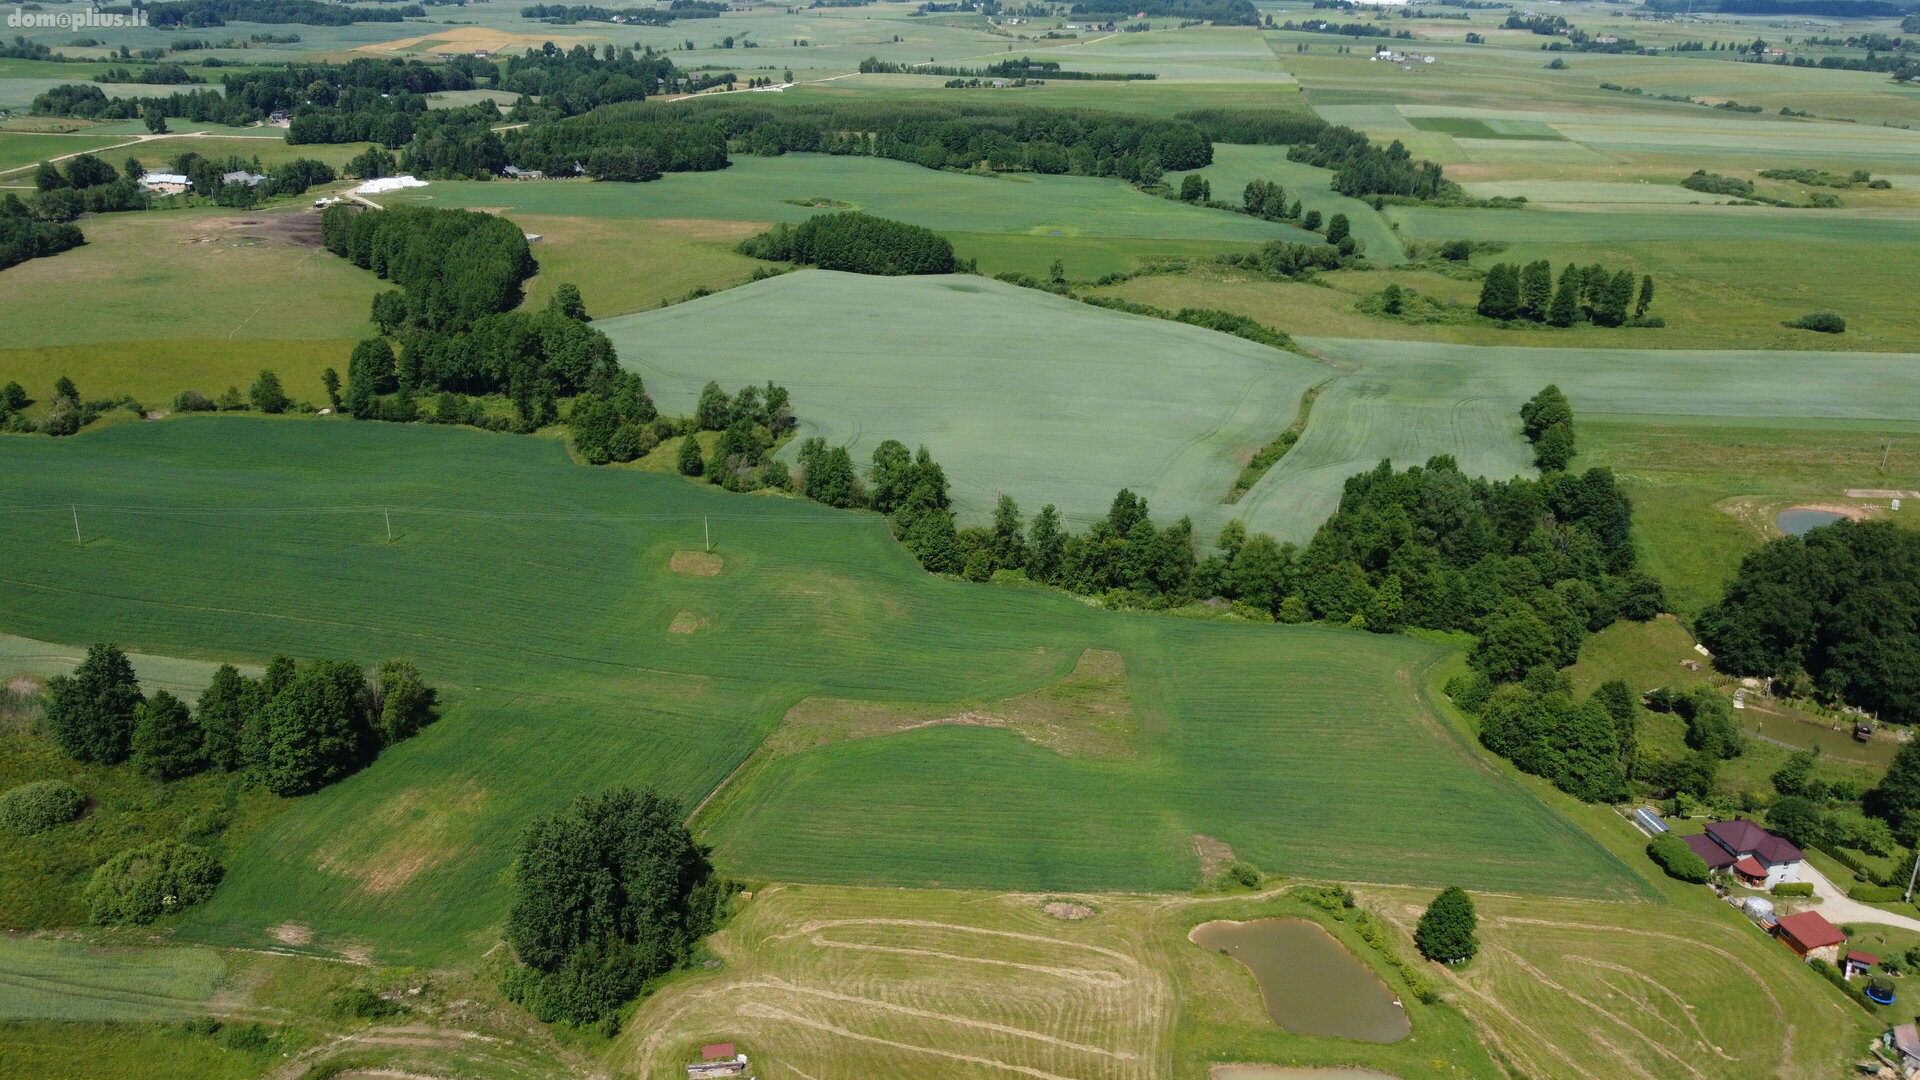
xmin=704 ymin=514 xmax=711 ymax=554
xmin=385 ymin=507 xmax=393 ymax=542
xmin=71 ymin=504 xmax=81 ymax=546
xmin=1882 ymin=439 xmax=1892 ymax=472
xmin=1906 ymin=844 xmax=1920 ymax=903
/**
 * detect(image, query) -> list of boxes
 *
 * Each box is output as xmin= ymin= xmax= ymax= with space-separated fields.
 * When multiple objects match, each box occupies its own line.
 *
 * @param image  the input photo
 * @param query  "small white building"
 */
xmin=139 ymin=172 xmax=191 ymax=195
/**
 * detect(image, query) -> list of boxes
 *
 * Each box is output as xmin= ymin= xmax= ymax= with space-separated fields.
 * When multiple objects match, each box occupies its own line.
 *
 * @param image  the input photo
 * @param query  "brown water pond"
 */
xmin=1189 ymin=918 xmax=1411 ymax=1043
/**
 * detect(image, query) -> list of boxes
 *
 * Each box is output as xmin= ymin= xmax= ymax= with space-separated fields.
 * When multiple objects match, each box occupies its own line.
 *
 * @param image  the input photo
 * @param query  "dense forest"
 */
xmin=502 ymin=104 xmax=730 ymax=180
xmin=738 ymin=212 xmax=958 ymax=275
xmin=323 ymin=204 xmax=536 ymax=330
xmin=1698 ymin=520 xmax=1919 ymax=724
xmin=1287 ymin=125 xmax=1454 ymax=200
xmin=142 ymin=0 xmax=417 ymax=26
xmin=0 ymin=193 xmax=85 ymax=270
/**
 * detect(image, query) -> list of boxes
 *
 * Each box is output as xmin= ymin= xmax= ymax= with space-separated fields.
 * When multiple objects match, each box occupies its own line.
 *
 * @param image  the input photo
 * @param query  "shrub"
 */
xmin=1646 ymin=832 xmax=1710 ymax=883
xmin=0 ymin=779 xmax=86 ymax=835
xmin=84 ymin=839 xmax=223 ymax=924
xmin=221 ymin=1024 xmax=272 ymax=1052
xmin=1772 ymin=881 xmax=1814 ymax=897
xmin=1226 ymin=861 xmax=1261 ymax=888
xmin=1849 ymin=884 xmax=1905 ymax=903
xmin=172 ymin=388 xmax=216 ymax=412
xmin=330 ymin=987 xmax=406 ymax=1021
xmin=1785 ymin=312 xmax=1846 ymax=333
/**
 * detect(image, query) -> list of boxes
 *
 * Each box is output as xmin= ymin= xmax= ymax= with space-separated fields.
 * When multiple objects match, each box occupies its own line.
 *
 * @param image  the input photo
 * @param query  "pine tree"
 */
xmin=130 ymin=690 xmax=206 ymax=781
xmin=1634 ymin=274 xmax=1655 ymax=318
xmin=1414 ymin=885 xmax=1478 ymax=962
xmin=693 ymin=381 xmax=731 ymax=430
xmin=990 ymin=494 xmax=1027 ymax=572
xmin=1477 ymin=263 xmax=1520 ymax=320
xmin=1546 ymin=264 xmax=1580 ymax=327
xmin=675 ymin=434 xmax=704 ymax=477
xmin=196 ymin=664 xmax=256 ymax=772
xmin=1519 ymin=260 xmax=1553 ymax=321
xmin=1594 ymin=269 xmax=1635 ymax=327
xmin=44 ymin=643 xmax=146 ymax=764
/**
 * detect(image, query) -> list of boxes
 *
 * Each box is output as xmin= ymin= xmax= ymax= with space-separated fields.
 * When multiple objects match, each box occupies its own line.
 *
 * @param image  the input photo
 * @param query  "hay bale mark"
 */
xmin=772 ymin=648 xmax=1139 ymax=759
xmin=1193 ymin=835 xmax=1235 ymax=880
xmin=670 ymin=550 xmax=723 ymax=576
xmin=270 ymin=923 xmax=314 ymax=946
xmin=668 ymin=611 xmax=706 ymax=635
xmin=1043 ymin=901 xmax=1097 ymax=920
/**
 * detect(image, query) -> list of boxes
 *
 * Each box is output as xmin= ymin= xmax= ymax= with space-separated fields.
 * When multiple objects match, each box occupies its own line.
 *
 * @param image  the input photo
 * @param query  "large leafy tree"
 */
xmin=45 ymin=643 xmax=146 ymax=764
xmin=503 ymin=787 xmax=728 ymax=1027
xmin=1698 ymin=520 xmax=1920 ymax=723
xmin=1414 ymin=886 xmax=1478 ymax=963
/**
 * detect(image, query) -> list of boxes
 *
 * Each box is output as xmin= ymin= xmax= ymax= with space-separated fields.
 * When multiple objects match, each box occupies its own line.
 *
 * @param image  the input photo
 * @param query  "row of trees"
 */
xmin=44 ymin=643 xmax=438 ymax=796
xmin=1476 ymin=260 xmax=1655 ymax=328
xmin=1286 ymin=125 xmax=1454 ymax=200
xmin=736 ymin=212 xmax=958 ymax=275
xmin=1518 ymin=384 xmax=1574 ymax=472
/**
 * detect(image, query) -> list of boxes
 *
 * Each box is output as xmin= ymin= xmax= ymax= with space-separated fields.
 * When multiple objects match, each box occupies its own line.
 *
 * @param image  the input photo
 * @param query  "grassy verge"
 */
xmin=1226 ymin=383 xmax=1325 ymax=503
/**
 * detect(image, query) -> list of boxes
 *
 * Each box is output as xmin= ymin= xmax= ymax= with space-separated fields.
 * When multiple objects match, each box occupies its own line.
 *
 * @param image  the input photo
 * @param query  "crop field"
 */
xmin=0 ymin=632 xmax=258 ymax=699
xmin=0 ymin=132 xmax=133 ymax=175
xmin=391 ymin=155 xmax=1309 ymax=241
xmin=602 ymin=271 xmax=1322 ymax=533
xmin=0 ymin=419 xmax=1641 ymax=963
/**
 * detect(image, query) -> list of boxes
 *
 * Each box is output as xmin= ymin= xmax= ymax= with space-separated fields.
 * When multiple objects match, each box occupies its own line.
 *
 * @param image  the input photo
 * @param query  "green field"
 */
xmin=1163 ymin=143 xmax=1405 ymax=264
xmin=0 ymin=938 xmax=224 ymax=1021
xmin=392 ymin=154 xmax=1310 ymax=241
xmin=603 ymin=270 xmax=1323 ymax=533
xmin=0 ymin=418 xmax=1643 ymax=964
xmin=0 ymin=131 xmax=134 ymax=175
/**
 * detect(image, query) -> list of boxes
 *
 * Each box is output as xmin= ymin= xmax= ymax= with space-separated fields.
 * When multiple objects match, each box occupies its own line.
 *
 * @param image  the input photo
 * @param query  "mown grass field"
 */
xmin=616 ymin=882 xmax=1502 ymax=1080
xmin=0 ymin=132 xmax=131 ymax=175
xmin=614 ymin=873 xmax=1872 ymax=1080
xmin=0 ymin=418 xmax=1641 ymax=964
xmin=0 ymin=937 xmax=225 ymax=1021
xmin=602 ymin=270 xmax=1323 ymax=534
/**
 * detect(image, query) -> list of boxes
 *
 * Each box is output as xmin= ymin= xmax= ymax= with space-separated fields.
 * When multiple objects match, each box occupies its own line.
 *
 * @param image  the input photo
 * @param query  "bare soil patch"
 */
xmin=313 ymin=783 xmax=487 ymax=896
xmin=230 ymin=211 xmax=325 ymax=250
xmin=270 ymin=923 xmax=314 ymax=946
xmin=668 ymin=610 xmax=706 ymax=635
xmin=1193 ymin=835 xmax=1236 ymax=880
xmin=1043 ymin=901 xmax=1097 ymax=920
xmin=670 ymin=550 xmax=723 ymax=576
xmin=773 ymin=648 xmax=1139 ymax=759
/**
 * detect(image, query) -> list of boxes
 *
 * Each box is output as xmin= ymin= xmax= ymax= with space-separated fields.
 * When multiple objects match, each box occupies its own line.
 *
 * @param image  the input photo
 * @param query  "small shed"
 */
xmin=1845 ymin=949 xmax=1880 ymax=979
xmin=1775 ymin=910 xmax=1845 ymax=964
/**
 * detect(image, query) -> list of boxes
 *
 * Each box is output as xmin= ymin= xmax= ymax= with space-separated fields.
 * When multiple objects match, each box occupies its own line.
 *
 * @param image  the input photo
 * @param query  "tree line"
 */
xmin=1286 ymin=125 xmax=1454 ymax=200
xmin=737 ymin=212 xmax=958 ymax=275
xmin=143 ymin=0 xmax=416 ymax=27
xmin=1476 ymin=260 xmax=1656 ymax=328
xmin=627 ymin=97 xmax=1214 ymax=181
xmin=322 ymin=204 xmax=537 ymax=331
xmin=857 ymin=55 xmax=1156 ymax=81
xmin=1069 ymin=0 xmax=1259 ymax=23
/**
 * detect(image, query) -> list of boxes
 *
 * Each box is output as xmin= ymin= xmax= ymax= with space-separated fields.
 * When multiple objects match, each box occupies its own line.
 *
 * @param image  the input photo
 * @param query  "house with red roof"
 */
xmin=1677 ymin=819 xmax=1805 ymax=888
xmin=1774 ymin=910 xmax=1846 ymax=964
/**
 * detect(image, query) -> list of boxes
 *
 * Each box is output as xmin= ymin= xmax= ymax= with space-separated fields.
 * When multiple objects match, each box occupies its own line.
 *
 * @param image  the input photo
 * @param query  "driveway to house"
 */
xmin=1803 ymin=863 xmax=1920 ymax=932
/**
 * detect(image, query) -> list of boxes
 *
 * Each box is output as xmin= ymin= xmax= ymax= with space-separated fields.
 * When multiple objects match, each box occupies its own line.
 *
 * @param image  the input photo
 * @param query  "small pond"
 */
xmin=1777 ymin=508 xmax=1845 ymax=536
xmin=1189 ymin=918 xmax=1410 ymax=1043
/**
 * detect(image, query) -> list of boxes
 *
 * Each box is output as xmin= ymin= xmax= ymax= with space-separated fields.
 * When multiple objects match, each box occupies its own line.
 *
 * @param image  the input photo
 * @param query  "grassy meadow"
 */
xmin=0 ymin=418 xmax=1642 ymax=965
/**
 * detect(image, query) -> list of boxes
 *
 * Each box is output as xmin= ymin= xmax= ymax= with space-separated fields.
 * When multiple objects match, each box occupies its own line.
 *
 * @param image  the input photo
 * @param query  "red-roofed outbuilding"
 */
xmin=1775 ymin=910 xmax=1845 ymax=963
